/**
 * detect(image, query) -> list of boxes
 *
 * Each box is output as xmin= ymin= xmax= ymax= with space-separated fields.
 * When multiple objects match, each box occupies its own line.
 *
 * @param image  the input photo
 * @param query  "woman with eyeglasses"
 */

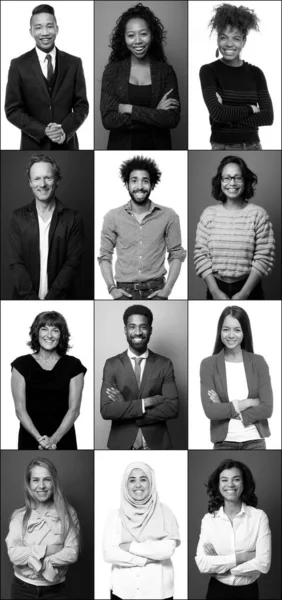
xmin=194 ymin=155 xmax=275 ymax=300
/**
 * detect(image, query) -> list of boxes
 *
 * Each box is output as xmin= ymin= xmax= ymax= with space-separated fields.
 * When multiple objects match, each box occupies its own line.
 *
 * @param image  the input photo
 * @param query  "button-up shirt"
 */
xmin=195 ymin=503 xmax=271 ymax=586
xmin=35 ymin=46 xmax=56 ymax=79
xmin=98 ymin=201 xmax=186 ymax=282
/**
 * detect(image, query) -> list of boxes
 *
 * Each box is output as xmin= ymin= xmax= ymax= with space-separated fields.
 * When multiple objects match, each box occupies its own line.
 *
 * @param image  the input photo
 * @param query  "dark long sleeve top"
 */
xmin=199 ymin=60 xmax=274 ymax=143
xmin=100 ymin=57 xmax=180 ymax=150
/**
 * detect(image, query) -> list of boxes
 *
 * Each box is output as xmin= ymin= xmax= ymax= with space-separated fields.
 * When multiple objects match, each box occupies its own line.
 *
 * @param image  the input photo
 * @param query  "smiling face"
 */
xmin=219 ymin=467 xmax=243 ymax=503
xmin=221 ymin=315 xmax=244 ymax=351
xmin=30 ymin=12 xmax=58 ymax=53
xmin=127 ymin=468 xmax=150 ymax=501
xmin=125 ymin=17 xmax=152 ymax=60
xmin=221 ymin=162 xmax=244 ymax=202
xmin=29 ymin=162 xmax=57 ymax=204
xmin=38 ymin=323 xmax=60 ymax=352
xmin=30 ymin=466 xmax=53 ymax=505
xmin=126 ymin=170 xmax=152 ymax=206
xmin=217 ymin=26 xmax=246 ymax=65
xmin=125 ymin=314 xmax=152 ymax=355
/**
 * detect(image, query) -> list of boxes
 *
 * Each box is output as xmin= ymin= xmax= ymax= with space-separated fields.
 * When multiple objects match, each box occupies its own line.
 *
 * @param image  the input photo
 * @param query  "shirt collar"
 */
xmin=216 ymin=502 xmax=247 ymax=519
xmin=124 ymin=200 xmax=161 ymax=215
xmin=28 ymin=197 xmax=63 ymax=214
xmin=35 ymin=45 xmax=56 ymax=64
xmin=127 ymin=348 xmax=149 ymax=360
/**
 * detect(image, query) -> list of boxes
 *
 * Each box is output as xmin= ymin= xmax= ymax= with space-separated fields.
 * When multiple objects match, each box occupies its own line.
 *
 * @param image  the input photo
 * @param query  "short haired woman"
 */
xmin=200 ymin=305 xmax=273 ymax=450
xmin=199 ymin=3 xmax=273 ymax=149
xmin=103 ymin=461 xmax=180 ymax=599
xmin=195 ymin=459 xmax=271 ymax=599
xmin=100 ymin=2 xmax=181 ymax=150
xmin=194 ymin=155 xmax=275 ymax=300
xmin=11 ymin=311 xmax=87 ymax=449
xmin=6 ymin=458 xmax=80 ymax=600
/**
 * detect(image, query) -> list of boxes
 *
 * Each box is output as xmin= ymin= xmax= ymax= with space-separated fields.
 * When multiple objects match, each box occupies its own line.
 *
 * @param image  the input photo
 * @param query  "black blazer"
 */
xmin=100 ymin=57 xmax=181 ymax=150
xmin=5 ymin=47 xmax=89 ymax=150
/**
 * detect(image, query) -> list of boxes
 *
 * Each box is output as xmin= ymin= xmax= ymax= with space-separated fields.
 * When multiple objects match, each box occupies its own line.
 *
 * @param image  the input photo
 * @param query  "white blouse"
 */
xmin=195 ymin=503 xmax=271 ymax=586
xmin=6 ymin=507 xmax=79 ymax=586
xmin=103 ymin=508 xmax=179 ymax=600
xmin=225 ymin=361 xmax=260 ymax=442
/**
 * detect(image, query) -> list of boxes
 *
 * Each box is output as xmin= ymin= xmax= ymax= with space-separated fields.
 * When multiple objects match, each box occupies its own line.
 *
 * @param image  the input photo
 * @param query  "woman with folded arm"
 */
xmin=195 ymin=459 xmax=271 ymax=599
xmin=103 ymin=461 xmax=180 ymax=600
xmin=6 ymin=458 xmax=80 ymax=600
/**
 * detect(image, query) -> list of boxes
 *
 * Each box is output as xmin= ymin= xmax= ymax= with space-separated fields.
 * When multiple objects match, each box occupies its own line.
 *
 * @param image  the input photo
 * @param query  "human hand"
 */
xmin=144 ymin=396 xmax=163 ymax=409
xmin=147 ymin=288 xmax=170 ymax=299
xmin=231 ymin=292 xmax=249 ymax=300
xmin=45 ymin=543 xmax=64 ymax=557
xmin=118 ymin=103 xmax=133 ymax=114
xmin=45 ymin=123 xmax=64 ymax=142
xmin=203 ymin=542 xmax=218 ymax=556
xmin=156 ymin=89 xmax=179 ymax=111
xmin=250 ymin=105 xmax=260 ymax=114
xmin=38 ymin=435 xmax=57 ymax=450
xmin=216 ymin=92 xmax=222 ymax=104
xmin=232 ymin=399 xmax=241 ymax=415
xmin=111 ymin=287 xmax=132 ymax=299
xmin=106 ymin=387 xmax=125 ymax=402
xmin=236 ymin=550 xmax=256 ymax=564
xmin=208 ymin=389 xmax=220 ymax=403
xmin=210 ymin=288 xmax=230 ymax=300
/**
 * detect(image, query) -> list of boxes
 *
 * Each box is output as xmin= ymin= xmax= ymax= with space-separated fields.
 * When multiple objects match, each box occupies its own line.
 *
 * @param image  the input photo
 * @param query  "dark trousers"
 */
xmin=206 ymin=577 xmax=259 ymax=600
xmin=206 ymin=277 xmax=264 ymax=300
xmin=111 ymin=593 xmax=173 ymax=600
xmin=11 ymin=577 xmax=67 ymax=600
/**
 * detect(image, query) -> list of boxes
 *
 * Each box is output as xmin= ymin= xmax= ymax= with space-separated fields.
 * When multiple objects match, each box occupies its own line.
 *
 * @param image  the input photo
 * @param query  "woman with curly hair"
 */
xmin=200 ymin=305 xmax=273 ymax=450
xmin=199 ymin=3 xmax=274 ymax=149
xmin=11 ymin=311 xmax=87 ymax=449
xmin=195 ymin=459 xmax=271 ymax=599
xmin=100 ymin=2 xmax=181 ymax=150
xmin=6 ymin=458 xmax=80 ymax=599
xmin=194 ymin=155 xmax=275 ymax=300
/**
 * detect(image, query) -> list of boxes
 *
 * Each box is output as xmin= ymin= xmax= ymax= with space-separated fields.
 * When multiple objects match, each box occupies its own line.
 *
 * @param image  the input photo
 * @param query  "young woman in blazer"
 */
xmin=100 ymin=3 xmax=181 ymax=150
xmin=200 ymin=305 xmax=273 ymax=450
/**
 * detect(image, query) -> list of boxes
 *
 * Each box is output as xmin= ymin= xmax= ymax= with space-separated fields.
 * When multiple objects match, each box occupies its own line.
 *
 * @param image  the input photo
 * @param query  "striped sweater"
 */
xmin=194 ymin=203 xmax=275 ymax=280
xmin=199 ymin=60 xmax=274 ymax=143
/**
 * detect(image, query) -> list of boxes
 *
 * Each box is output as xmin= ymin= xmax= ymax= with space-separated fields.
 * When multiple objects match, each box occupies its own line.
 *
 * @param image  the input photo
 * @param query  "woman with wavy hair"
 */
xmin=200 ymin=305 xmax=273 ymax=450
xmin=11 ymin=311 xmax=87 ymax=450
xmin=195 ymin=459 xmax=271 ymax=599
xmin=199 ymin=3 xmax=273 ymax=149
xmin=194 ymin=155 xmax=275 ymax=300
xmin=6 ymin=457 xmax=80 ymax=600
xmin=100 ymin=2 xmax=181 ymax=150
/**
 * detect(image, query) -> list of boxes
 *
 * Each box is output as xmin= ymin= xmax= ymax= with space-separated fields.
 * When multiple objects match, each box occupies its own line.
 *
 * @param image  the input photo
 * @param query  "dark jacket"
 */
xmin=100 ymin=57 xmax=181 ymax=150
xmin=200 ymin=349 xmax=273 ymax=443
xmin=9 ymin=198 xmax=84 ymax=299
xmin=100 ymin=349 xmax=179 ymax=449
xmin=5 ymin=48 xmax=89 ymax=150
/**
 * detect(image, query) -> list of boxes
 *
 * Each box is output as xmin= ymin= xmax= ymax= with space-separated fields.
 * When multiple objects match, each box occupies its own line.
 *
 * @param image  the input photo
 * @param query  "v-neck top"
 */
xmin=11 ymin=354 xmax=87 ymax=449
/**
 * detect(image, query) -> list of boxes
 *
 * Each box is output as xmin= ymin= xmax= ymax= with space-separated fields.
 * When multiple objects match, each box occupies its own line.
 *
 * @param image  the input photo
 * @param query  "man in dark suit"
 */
xmin=5 ymin=3 xmax=89 ymax=150
xmin=100 ymin=304 xmax=179 ymax=449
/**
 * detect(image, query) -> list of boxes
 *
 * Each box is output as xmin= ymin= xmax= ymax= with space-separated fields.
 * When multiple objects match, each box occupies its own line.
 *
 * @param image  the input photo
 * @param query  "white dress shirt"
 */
xmin=6 ymin=507 xmax=79 ymax=586
xmin=225 ymin=361 xmax=260 ymax=442
xmin=38 ymin=213 xmax=52 ymax=300
xmin=195 ymin=503 xmax=271 ymax=586
xmin=35 ymin=46 xmax=56 ymax=79
xmin=103 ymin=509 xmax=177 ymax=599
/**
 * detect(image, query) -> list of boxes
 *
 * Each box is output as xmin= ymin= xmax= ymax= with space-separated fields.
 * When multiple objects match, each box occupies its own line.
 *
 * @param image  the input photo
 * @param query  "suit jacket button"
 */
xmin=49 ymin=106 xmax=52 ymax=109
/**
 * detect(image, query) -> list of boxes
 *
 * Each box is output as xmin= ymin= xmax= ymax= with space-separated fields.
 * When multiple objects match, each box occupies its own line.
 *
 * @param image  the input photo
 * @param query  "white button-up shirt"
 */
xmin=103 ymin=509 xmax=177 ymax=599
xmin=195 ymin=503 xmax=271 ymax=586
xmin=38 ymin=213 xmax=52 ymax=300
xmin=35 ymin=45 xmax=56 ymax=79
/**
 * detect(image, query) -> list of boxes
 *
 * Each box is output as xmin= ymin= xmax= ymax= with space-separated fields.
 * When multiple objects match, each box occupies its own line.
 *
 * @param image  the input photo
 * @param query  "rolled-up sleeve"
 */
xmin=165 ymin=212 xmax=186 ymax=263
xmin=98 ymin=211 xmax=117 ymax=265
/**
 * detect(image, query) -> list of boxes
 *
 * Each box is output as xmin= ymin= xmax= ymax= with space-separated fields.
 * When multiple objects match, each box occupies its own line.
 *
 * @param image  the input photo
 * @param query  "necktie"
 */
xmin=132 ymin=357 xmax=143 ymax=388
xmin=46 ymin=54 xmax=53 ymax=82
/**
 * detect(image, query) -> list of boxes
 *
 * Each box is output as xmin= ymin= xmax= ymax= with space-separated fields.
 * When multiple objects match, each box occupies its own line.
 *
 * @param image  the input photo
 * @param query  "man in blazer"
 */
xmin=5 ymin=4 xmax=89 ymax=150
xmin=100 ymin=304 xmax=179 ymax=449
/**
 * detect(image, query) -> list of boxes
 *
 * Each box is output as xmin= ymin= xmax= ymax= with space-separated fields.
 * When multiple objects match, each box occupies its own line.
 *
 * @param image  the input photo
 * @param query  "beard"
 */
xmin=128 ymin=189 xmax=151 ymax=206
xmin=126 ymin=332 xmax=150 ymax=354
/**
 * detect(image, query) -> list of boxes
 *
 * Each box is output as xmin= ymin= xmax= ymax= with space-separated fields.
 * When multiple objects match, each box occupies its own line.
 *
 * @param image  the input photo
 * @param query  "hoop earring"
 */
xmin=216 ymin=48 xmax=219 ymax=58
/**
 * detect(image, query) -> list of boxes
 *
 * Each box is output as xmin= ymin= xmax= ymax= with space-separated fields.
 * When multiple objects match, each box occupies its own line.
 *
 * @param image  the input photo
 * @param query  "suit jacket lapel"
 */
xmin=30 ymin=49 xmax=50 ymax=100
xmin=120 ymin=351 xmax=139 ymax=397
xmin=52 ymin=49 xmax=68 ymax=100
xmin=139 ymin=351 xmax=156 ymax=397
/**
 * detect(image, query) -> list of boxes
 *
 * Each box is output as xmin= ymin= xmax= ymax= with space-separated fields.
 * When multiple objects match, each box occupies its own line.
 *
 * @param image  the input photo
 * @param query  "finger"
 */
xmin=147 ymin=291 xmax=158 ymax=299
xmin=120 ymin=289 xmax=133 ymax=298
xmin=165 ymin=88 xmax=174 ymax=97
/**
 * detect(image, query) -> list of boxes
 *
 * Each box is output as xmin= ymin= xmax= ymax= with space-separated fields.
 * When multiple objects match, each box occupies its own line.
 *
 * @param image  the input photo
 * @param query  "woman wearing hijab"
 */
xmin=6 ymin=458 xmax=80 ymax=600
xmin=103 ymin=461 xmax=180 ymax=600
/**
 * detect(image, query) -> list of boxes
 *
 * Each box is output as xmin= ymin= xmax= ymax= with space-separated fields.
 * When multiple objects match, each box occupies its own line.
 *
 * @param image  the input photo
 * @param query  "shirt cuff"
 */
xmin=28 ymin=545 xmax=46 ymax=572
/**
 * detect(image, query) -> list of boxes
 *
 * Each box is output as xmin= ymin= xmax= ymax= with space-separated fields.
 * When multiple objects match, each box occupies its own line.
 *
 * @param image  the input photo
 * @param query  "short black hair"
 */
xmin=30 ymin=4 xmax=56 ymax=26
xmin=123 ymin=305 xmax=153 ymax=328
xmin=120 ymin=156 xmax=161 ymax=189
xmin=28 ymin=311 xmax=71 ymax=355
xmin=211 ymin=155 xmax=257 ymax=202
xmin=213 ymin=305 xmax=254 ymax=355
xmin=209 ymin=3 xmax=260 ymax=38
xmin=26 ymin=154 xmax=62 ymax=183
xmin=206 ymin=459 xmax=258 ymax=513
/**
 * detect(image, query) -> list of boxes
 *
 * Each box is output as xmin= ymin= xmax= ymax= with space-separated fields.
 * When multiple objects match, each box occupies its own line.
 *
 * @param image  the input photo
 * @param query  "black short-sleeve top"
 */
xmin=11 ymin=354 xmax=87 ymax=450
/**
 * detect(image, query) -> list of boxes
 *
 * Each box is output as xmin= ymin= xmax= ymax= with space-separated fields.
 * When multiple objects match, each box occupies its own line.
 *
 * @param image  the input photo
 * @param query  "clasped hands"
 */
xmin=45 ymin=123 xmax=66 ymax=144
xmin=38 ymin=434 xmax=57 ymax=450
xmin=210 ymin=289 xmax=249 ymax=301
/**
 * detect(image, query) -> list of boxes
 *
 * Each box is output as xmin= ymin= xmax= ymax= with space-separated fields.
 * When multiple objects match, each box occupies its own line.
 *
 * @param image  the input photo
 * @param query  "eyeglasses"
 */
xmin=221 ymin=175 xmax=243 ymax=183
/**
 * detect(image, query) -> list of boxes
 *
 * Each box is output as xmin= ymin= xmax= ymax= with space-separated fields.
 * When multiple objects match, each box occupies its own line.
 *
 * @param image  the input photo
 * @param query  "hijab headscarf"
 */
xmin=119 ymin=462 xmax=180 ymax=544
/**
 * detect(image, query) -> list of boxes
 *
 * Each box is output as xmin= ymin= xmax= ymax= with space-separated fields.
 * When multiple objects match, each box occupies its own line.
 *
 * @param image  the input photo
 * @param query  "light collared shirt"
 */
xmin=35 ymin=45 xmax=56 ymax=79
xmin=98 ymin=201 xmax=186 ymax=282
xmin=195 ymin=503 xmax=271 ymax=586
xmin=128 ymin=348 xmax=149 ymax=449
xmin=103 ymin=509 xmax=177 ymax=600
xmin=6 ymin=507 xmax=79 ymax=586
xmin=37 ymin=213 xmax=53 ymax=300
